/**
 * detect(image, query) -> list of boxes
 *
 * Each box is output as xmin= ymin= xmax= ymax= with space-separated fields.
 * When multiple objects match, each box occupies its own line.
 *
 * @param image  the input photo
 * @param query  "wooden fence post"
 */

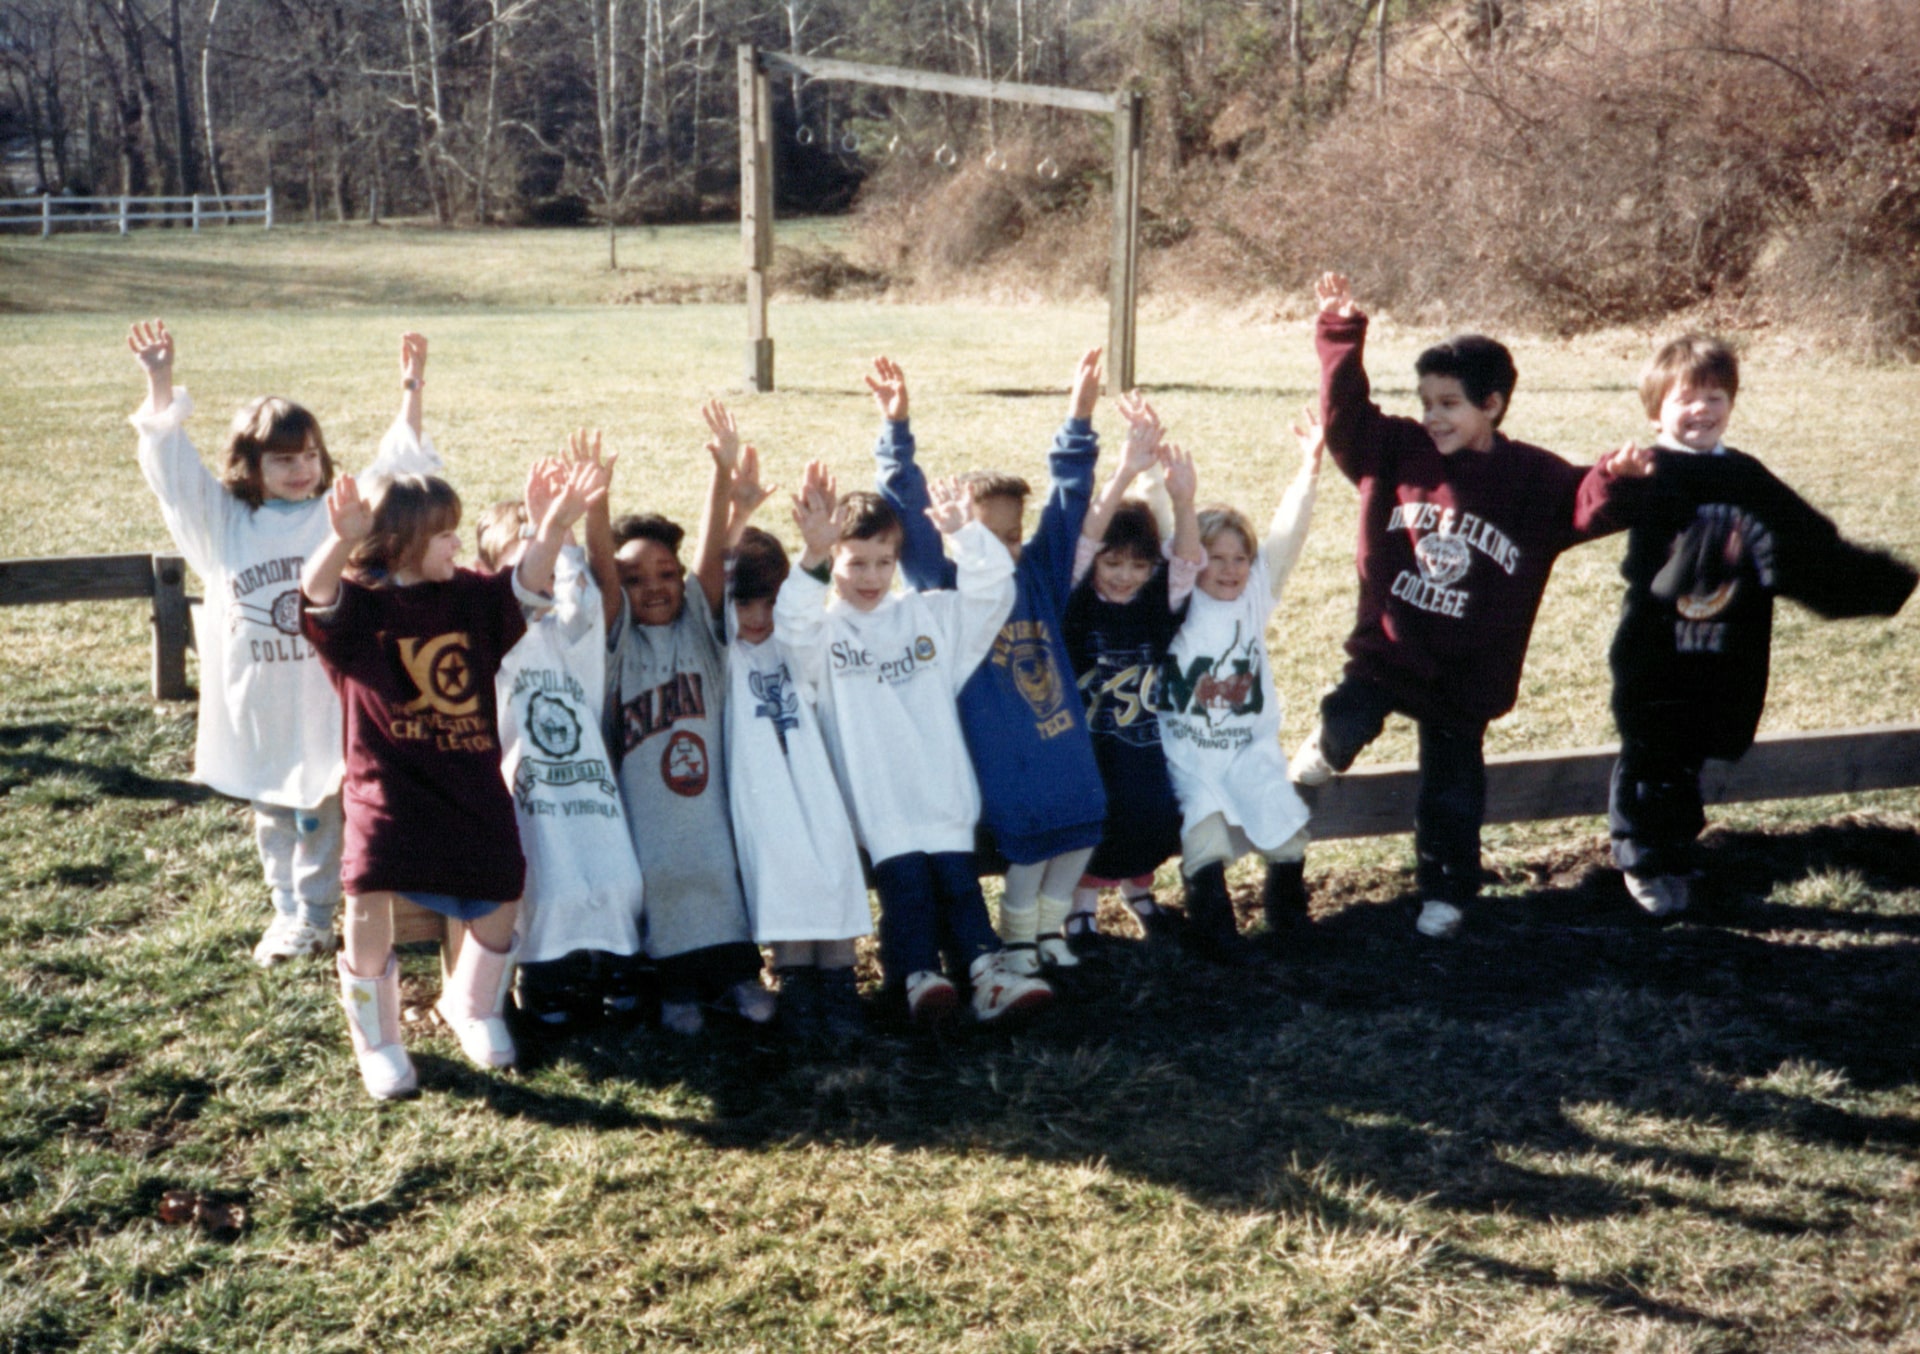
xmin=191 ymin=194 xmax=202 ymax=231
xmin=264 ymin=186 xmax=274 ymax=230
xmin=739 ymin=44 xmax=775 ymax=392
xmin=1106 ymin=90 xmax=1144 ymax=395
xmin=118 ymin=196 xmax=130 ymax=235
xmin=150 ymin=554 xmax=191 ymax=700
xmin=40 ymin=194 xmax=51 ymax=238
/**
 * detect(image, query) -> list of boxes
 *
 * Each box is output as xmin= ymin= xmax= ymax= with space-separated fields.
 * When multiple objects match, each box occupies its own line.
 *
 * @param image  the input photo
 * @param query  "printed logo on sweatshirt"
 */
xmin=830 ymin=635 xmax=938 ymax=687
xmin=510 ymin=672 xmax=618 ymax=815
xmin=1384 ymin=500 xmax=1524 ymax=620
xmin=661 ymin=729 xmax=710 ymax=797
xmin=1655 ymin=503 xmax=1777 ymax=655
xmin=229 ymin=556 xmax=315 ymax=663
xmin=1079 ymin=648 xmax=1163 ymax=748
xmin=1159 ymin=624 xmax=1265 ymax=753
xmin=992 ymin=620 xmax=1073 ymax=739
xmin=749 ymin=663 xmax=801 ymax=754
xmin=396 ymin=632 xmax=481 ymax=716
xmin=620 ymin=671 xmax=707 ymax=752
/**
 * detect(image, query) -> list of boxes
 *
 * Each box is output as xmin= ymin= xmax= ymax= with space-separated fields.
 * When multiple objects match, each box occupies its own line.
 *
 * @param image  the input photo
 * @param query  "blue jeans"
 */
xmin=869 ymin=850 xmax=1001 ymax=988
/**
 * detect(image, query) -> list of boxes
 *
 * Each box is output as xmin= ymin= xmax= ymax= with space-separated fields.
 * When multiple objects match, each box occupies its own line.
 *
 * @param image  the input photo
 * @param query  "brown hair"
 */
xmin=837 ymin=491 xmax=903 ymax=545
xmin=1097 ymin=500 xmax=1162 ymax=564
xmin=222 ymin=397 xmax=332 ymax=509
xmin=349 ymin=474 xmax=463 ymax=582
xmin=475 ymin=499 xmax=527 ymax=573
xmin=963 ymin=471 xmax=1031 ymax=504
xmin=1196 ymin=504 xmax=1256 ymax=556
xmin=1640 ymin=334 xmax=1740 ymax=418
xmin=731 ymin=527 xmax=790 ymax=602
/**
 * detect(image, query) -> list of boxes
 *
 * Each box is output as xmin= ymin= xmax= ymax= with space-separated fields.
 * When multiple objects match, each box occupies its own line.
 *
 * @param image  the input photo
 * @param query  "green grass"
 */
xmin=2 ymin=225 xmax=1918 ymax=1352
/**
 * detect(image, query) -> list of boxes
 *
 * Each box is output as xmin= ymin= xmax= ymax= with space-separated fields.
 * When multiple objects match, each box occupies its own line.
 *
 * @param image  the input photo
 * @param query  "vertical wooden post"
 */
xmin=1106 ymin=90 xmax=1143 ymax=395
xmin=264 ymin=185 xmax=275 ymax=230
xmin=739 ymin=45 xmax=775 ymax=392
xmin=118 ymin=195 xmax=130 ymax=235
xmin=41 ymin=194 xmax=51 ymax=238
xmin=150 ymin=554 xmax=191 ymax=701
xmin=191 ymin=193 xmax=202 ymax=230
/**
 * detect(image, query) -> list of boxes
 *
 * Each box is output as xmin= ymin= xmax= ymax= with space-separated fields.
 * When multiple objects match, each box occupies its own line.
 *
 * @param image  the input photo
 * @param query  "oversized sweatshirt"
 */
xmin=877 ymin=418 xmax=1107 ymax=864
xmin=1579 ymin=445 xmax=1916 ymax=759
xmin=773 ymin=521 xmax=1016 ymax=867
xmin=1317 ymin=311 xmax=1617 ymax=726
xmin=131 ymin=392 xmax=440 ymax=808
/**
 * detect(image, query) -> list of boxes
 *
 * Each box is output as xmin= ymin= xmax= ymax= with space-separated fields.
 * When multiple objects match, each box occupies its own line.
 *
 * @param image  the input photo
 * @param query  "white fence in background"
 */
xmin=0 ymin=189 xmax=273 ymax=236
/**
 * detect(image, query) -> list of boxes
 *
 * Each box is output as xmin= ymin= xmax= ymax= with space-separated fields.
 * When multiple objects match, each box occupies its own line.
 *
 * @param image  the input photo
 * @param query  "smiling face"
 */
xmin=616 ymin=538 xmax=686 ymax=628
xmin=1418 ymin=375 xmax=1502 ymax=456
xmin=259 ymin=440 xmax=325 ymax=502
xmin=1197 ymin=526 xmax=1253 ymax=602
xmin=1093 ymin=547 xmax=1155 ymax=605
xmin=1655 ymin=379 xmax=1734 ymax=452
xmin=971 ymin=495 xmax=1025 ymax=563
xmin=734 ymin=596 xmax=775 ymax=645
xmin=832 ymin=532 xmax=900 ymax=612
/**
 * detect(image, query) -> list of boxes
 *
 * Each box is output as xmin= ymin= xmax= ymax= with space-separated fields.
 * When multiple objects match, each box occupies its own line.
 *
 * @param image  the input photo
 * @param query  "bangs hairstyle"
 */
xmin=964 ymin=470 xmax=1032 ymax=503
xmin=222 ymin=396 xmax=332 ymax=508
xmin=474 ymin=499 xmax=528 ymax=573
xmin=1196 ymin=504 xmax=1255 ymax=555
xmin=1098 ymin=500 xmax=1162 ymax=563
xmin=1414 ymin=335 xmax=1518 ymax=426
xmin=837 ymin=491 xmax=903 ymax=545
xmin=1640 ymin=334 xmax=1740 ymax=417
xmin=731 ymin=527 xmax=790 ymax=603
xmin=350 ymin=474 xmax=462 ymax=581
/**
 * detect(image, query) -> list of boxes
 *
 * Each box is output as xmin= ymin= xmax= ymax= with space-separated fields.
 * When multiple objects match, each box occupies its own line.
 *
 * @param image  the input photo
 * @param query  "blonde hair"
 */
xmin=350 ymin=474 xmax=462 ymax=581
xmin=475 ymin=499 xmax=528 ymax=572
xmin=1640 ymin=334 xmax=1740 ymax=418
xmin=1196 ymin=504 xmax=1255 ymax=556
xmin=222 ymin=396 xmax=332 ymax=508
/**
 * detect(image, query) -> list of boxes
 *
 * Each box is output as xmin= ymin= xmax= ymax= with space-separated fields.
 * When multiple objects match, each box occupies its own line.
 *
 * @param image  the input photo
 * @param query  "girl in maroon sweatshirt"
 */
xmin=1292 ymin=273 xmax=1617 ymax=939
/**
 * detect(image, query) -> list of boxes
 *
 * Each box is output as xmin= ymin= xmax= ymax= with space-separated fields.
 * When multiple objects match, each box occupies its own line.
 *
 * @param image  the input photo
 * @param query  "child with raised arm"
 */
xmin=1581 ymin=336 xmax=1916 ymax=917
xmin=585 ymin=403 xmax=772 ymax=1037
xmin=1062 ymin=395 xmax=1205 ymax=943
xmin=870 ymin=352 xmax=1108 ymax=976
xmin=126 ymin=321 xmax=439 ymax=968
xmin=775 ymin=463 xmax=1050 ymax=1025
xmin=474 ymin=434 xmax=644 ymax=1032
xmin=1157 ymin=413 xmax=1322 ymax=964
xmin=1295 ymin=272 xmax=1618 ymax=940
xmin=716 ymin=435 xmax=871 ymax=1046
xmin=301 ymin=458 xmax=602 ymax=1098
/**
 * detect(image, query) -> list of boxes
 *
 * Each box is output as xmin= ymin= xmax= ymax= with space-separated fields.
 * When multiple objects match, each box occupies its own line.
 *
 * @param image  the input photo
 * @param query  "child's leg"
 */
xmin=1035 ymin=847 xmax=1095 ymax=968
xmin=869 ymin=853 xmax=946 ymax=989
xmin=1259 ymin=827 xmax=1311 ymax=935
xmin=1179 ymin=816 xmax=1255 ymax=964
xmin=1314 ymin=676 xmax=1395 ymax=773
xmin=927 ymin=851 xmax=1003 ymax=977
xmin=290 ymin=795 xmax=344 ymax=929
xmin=1608 ymin=737 xmax=1706 ymax=879
xmin=249 ymin=802 xmax=334 ymax=964
xmin=439 ymin=902 xmax=519 ymax=1069
xmin=1412 ymin=718 xmax=1488 ymax=937
xmin=335 ymin=890 xmax=413 ymax=1098
xmin=342 ymin=890 xmax=396 ymax=979
xmin=999 ymin=861 xmax=1046 ymax=973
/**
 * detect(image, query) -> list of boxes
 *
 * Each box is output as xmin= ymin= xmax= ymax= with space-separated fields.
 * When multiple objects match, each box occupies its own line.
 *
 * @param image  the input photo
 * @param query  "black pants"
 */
xmin=656 ymin=940 xmax=764 ymax=1005
xmin=1317 ymin=675 xmax=1488 ymax=905
xmin=1608 ymin=735 xmax=1706 ymax=878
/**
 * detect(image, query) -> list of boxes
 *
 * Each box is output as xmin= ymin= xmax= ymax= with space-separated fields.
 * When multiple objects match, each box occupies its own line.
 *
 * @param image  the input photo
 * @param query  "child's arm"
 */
xmin=1161 ymin=441 xmax=1205 ymax=607
xmin=1025 ymin=347 xmax=1104 ymax=601
xmin=398 ymin=331 xmax=426 ymax=438
xmin=1572 ymin=440 xmax=1656 ymax=535
xmin=1081 ymin=389 xmax=1162 ymax=545
xmin=301 ymin=475 xmax=374 ymax=608
xmin=725 ymin=442 xmax=776 ymax=548
xmin=127 ymin=319 xmax=224 ymax=576
xmin=926 ymin=476 xmax=1016 ymax=684
xmin=778 ymin=460 xmax=840 ymax=689
xmin=868 ymin=357 xmax=958 ymax=591
xmin=1313 ymin=272 xmax=1395 ymax=484
xmin=690 ymin=399 xmax=738 ymax=616
xmin=1264 ymin=406 xmax=1325 ymax=598
xmin=367 ymin=332 xmax=443 ymax=479
xmin=127 ymin=318 xmax=174 ymax=415
xmin=517 ymin=459 xmax=606 ymax=599
xmin=571 ymin=429 xmax=626 ymax=633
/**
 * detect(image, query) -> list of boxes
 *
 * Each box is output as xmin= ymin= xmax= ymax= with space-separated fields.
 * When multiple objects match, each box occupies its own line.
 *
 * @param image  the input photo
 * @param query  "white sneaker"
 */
xmin=1624 ymin=872 xmax=1690 ymax=918
xmin=1000 ymin=943 xmax=1043 ymax=978
xmin=968 ymin=951 xmax=1053 ymax=1023
xmin=661 ymin=1000 xmax=705 ymax=1036
xmin=904 ymin=970 xmax=960 ymax=1024
xmin=729 ymin=979 xmax=778 ymax=1025
xmin=1415 ymin=900 xmax=1464 ymax=939
xmin=253 ymin=915 xmax=334 ymax=967
xmin=1290 ymin=726 xmax=1334 ymax=787
xmin=1037 ymin=935 xmax=1080 ymax=970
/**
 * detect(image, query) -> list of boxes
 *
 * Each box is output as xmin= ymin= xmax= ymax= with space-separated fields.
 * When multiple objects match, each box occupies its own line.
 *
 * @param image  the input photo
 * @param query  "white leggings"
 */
xmin=1179 ymin=813 xmax=1308 ymax=877
xmin=1002 ymin=847 xmax=1096 ymax=921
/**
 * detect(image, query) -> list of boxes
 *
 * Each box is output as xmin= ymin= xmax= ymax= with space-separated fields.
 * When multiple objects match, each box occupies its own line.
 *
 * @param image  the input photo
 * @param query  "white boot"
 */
xmin=338 ymin=953 xmax=417 ymax=1100
xmin=436 ymin=935 xmax=518 ymax=1069
xmin=1035 ymin=893 xmax=1080 ymax=970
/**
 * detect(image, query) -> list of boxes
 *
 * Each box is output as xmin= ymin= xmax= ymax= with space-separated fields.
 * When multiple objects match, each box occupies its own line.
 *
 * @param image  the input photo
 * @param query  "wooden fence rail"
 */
xmin=0 ymin=190 xmax=272 ymax=237
xmin=0 ymin=553 xmax=193 ymax=700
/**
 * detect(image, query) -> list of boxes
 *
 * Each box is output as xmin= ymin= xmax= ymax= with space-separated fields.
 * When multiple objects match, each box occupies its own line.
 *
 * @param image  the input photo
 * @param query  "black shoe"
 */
xmin=1260 ymin=860 xmax=1310 ymax=946
xmin=1181 ymin=863 xmax=1257 ymax=967
xmin=777 ymin=966 xmax=824 ymax=1044
xmin=598 ymin=951 xmax=656 ymax=1025
xmin=816 ymin=966 xmax=867 ymax=1046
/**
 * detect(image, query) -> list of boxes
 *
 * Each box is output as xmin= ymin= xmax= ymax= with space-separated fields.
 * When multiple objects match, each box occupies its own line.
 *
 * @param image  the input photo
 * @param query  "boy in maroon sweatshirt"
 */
xmin=1293 ymin=273 xmax=1618 ymax=938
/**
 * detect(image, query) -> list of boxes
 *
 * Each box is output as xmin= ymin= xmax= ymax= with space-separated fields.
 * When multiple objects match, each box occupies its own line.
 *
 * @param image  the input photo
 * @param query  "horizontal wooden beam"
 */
xmin=0 ymin=553 xmax=162 ymax=606
xmin=759 ymin=51 xmax=1121 ymax=114
xmin=1300 ymin=723 xmax=1920 ymax=840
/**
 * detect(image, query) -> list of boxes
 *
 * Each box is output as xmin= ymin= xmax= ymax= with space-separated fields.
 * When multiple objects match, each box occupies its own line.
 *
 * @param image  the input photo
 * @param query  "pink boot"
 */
xmin=436 ymin=935 xmax=518 ymax=1069
xmin=338 ymin=953 xmax=417 ymax=1100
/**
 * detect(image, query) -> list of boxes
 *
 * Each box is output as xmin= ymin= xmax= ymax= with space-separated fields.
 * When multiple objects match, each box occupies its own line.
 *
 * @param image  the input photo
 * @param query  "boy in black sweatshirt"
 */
xmin=1296 ymin=273 xmax=1619 ymax=938
xmin=1580 ymin=336 xmax=1916 ymax=917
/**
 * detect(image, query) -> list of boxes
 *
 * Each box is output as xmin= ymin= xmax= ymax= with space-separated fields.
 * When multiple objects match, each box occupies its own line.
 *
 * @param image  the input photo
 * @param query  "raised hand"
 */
xmin=566 ymin=427 xmax=616 ymax=492
xmin=1315 ymin=271 xmax=1356 ymax=317
xmin=1068 ymin=347 xmax=1104 ymax=422
xmin=326 ymin=474 xmax=374 ymax=542
xmin=791 ymin=460 xmax=841 ymax=562
xmin=864 ymin=356 xmax=910 ymax=423
xmin=1113 ymin=390 xmax=1163 ymax=479
xmin=127 ymin=319 xmax=174 ymax=378
xmin=1601 ymin=440 xmax=1657 ymax=478
xmin=399 ymin=332 xmax=428 ymax=385
xmin=543 ymin=458 xmax=605 ymax=535
xmin=1289 ymin=402 xmax=1326 ymax=476
xmin=701 ymin=398 xmax=741 ymax=473
xmin=729 ymin=442 xmax=776 ymax=518
xmin=924 ymin=474 xmax=975 ymax=537
xmin=1160 ymin=441 xmax=1198 ymax=503
xmin=525 ymin=456 xmax=566 ymax=528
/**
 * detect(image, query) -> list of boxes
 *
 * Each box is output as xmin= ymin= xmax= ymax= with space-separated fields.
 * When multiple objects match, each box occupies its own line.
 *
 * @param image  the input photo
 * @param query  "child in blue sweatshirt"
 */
xmin=871 ymin=350 xmax=1108 ymax=976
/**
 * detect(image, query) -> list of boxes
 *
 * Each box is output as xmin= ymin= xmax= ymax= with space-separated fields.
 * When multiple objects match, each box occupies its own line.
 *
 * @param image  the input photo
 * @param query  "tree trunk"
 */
xmin=201 ymin=0 xmax=228 ymax=207
xmin=166 ymin=0 xmax=200 ymax=193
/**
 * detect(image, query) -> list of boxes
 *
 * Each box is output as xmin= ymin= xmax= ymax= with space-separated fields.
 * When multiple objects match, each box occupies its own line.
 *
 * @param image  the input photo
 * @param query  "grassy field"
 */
xmin=2 ymin=224 xmax=1918 ymax=1352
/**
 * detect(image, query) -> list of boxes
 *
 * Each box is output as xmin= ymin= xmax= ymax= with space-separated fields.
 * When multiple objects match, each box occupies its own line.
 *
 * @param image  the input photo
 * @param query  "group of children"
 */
xmin=125 ymin=275 xmax=1915 ymax=1100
